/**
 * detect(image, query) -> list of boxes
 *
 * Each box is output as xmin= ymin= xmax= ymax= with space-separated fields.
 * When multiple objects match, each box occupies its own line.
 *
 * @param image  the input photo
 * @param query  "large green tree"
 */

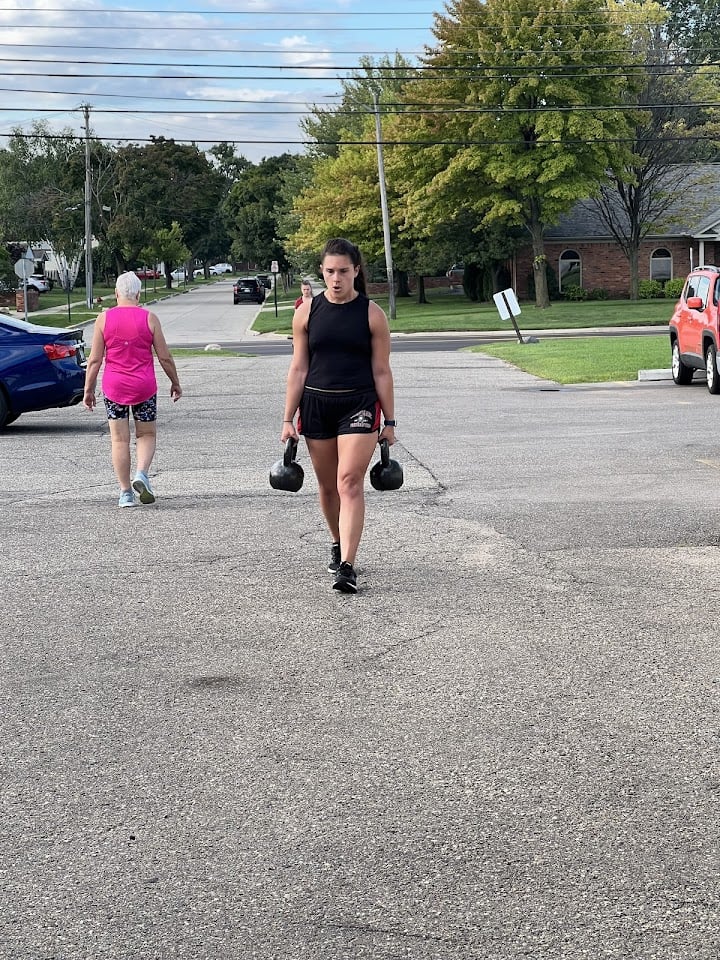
xmin=406 ymin=0 xmax=638 ymax=307
xmin=662 ymin=0 xmax=720 ymax=59
xmin=109 ymin=138 xmax=226 ymax=274
xmin=301 ymin=55 xmax=418 ymax=161
xmin=223 ymin=154 xmax=300 ymax=270
xmin=0 ymin=121 xmax=85 ymax=254
xmin=584 ymin=1 xmax=720 ymax=297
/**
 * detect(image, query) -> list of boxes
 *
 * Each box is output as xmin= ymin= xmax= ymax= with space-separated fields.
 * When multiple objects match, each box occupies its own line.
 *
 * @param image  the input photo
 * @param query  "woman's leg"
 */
xmin=306 ymin=437 xmax=341 ymax=542
xmin=134 ymin=420 xmax=157 ymax=475
xmin=108 ymin=418 xmax=132 ymax=490
xmin=335 ymin=432 xmax=379 ymax=566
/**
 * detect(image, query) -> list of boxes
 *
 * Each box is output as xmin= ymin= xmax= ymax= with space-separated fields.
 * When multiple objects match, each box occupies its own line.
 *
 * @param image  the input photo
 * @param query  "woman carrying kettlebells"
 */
xmin=281 ymin=238 xmax=396 ymax=594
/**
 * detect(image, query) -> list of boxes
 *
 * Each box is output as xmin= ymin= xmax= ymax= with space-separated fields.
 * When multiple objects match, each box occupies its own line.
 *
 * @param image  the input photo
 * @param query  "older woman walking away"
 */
xmin=281 ymin=238 xmax=396 ymax=594
xmin=83 ymin=271 xmax=182 ymax=507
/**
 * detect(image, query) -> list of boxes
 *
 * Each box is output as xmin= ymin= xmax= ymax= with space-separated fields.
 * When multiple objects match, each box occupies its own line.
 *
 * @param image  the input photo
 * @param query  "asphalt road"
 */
xmin=1 ymin=315 xmax=718 ymax=958
xmin=98 ymin=281 xmax=669 ymax=354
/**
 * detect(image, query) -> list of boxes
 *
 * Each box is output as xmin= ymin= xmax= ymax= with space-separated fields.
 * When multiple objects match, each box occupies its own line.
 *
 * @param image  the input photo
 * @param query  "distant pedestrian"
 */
xmin=294 ymin=279 xmax=314 ymax=309
xmin=281 ymin=238 xmax=396 ymax=594
xmin=83 ymin=271 xmax=182 ymax=507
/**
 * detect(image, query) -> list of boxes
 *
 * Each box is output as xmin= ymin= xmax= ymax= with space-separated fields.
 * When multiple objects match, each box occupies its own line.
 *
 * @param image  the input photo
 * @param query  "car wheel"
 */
xmin=0 ymin=390 xmax=9 ymax=428
xmin=671 ymin=339 xmax=693 ymax=385
xmin=706 ymin=342 xmax=720 ymax=394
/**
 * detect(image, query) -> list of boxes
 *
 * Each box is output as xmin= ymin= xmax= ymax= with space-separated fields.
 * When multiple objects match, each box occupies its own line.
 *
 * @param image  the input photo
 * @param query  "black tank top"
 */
xmin=306 ymin=292 xmax=375 ymax=391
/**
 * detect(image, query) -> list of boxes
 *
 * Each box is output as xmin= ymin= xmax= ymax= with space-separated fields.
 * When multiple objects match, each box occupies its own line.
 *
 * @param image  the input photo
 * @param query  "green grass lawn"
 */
xmin=253 ymin=288 xmax=672 ymax=335
xmin=473 ymin=335 xmax=672 ymax=383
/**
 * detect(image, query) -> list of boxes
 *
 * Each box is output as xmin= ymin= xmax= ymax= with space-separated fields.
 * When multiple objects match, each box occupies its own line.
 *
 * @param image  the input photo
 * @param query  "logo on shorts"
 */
xmin=349 ymin=408 xmax=373 ymax=429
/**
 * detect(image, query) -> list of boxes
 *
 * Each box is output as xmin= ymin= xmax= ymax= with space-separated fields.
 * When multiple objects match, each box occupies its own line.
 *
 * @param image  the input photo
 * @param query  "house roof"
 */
xmin=544 ymin=163 xmax=720 ymax=242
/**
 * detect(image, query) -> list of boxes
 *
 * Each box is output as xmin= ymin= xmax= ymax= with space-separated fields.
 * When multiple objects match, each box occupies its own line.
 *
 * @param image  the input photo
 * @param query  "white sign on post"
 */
xmin=493 ymin=291 xmax=511 ymax=321
xmin=493 ymin=287 xmax=521 ymax=319
xmin=492 ymin=287 xmax=531 ymax=344
xmin=270 ymin=260 xmax=279 ymax=273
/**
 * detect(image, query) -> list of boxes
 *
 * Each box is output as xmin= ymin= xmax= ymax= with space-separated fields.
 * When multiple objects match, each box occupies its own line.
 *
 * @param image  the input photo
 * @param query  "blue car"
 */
xmin=0 ymin=315 xmax=86 ymax=428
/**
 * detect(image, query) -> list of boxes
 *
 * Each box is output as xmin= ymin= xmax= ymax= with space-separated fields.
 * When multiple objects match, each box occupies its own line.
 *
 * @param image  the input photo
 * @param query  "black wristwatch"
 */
xmin=384 ymin=419 xmax=396 ymax=427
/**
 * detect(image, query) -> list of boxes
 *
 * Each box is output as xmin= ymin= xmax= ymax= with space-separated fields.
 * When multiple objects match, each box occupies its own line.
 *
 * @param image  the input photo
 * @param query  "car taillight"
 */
xmin=44 ymin=343 xmax=77 ymax=360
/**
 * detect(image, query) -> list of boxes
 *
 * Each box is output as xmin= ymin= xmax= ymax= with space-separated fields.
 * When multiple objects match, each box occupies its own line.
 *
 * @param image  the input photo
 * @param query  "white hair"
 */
xmin=116 ymin=271 xmax=142 ymax=300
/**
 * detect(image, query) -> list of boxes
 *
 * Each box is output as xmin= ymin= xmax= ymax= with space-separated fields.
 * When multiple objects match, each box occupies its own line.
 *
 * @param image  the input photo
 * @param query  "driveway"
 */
xmin=1 ymin=349 xmax=718 ymax=959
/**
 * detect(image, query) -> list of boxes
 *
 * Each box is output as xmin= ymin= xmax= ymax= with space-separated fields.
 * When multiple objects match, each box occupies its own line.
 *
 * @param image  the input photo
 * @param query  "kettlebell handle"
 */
xmin=283 ymin=437 xmax=298 ymax=467
xmin=379 ymin=437 xmax=390 ymax=467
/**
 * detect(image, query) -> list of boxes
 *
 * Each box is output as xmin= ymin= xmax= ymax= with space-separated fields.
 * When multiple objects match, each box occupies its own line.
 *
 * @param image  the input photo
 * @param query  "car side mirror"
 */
xmin=687 ymin=296 xmax=704 ymax=309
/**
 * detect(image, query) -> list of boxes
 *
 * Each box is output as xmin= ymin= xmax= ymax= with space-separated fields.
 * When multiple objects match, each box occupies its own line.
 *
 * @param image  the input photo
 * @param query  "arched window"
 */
xmin=559 ymin=249 xmax=581 ymax=290
xmin=650 ymin=248 xmax=672 ymax=282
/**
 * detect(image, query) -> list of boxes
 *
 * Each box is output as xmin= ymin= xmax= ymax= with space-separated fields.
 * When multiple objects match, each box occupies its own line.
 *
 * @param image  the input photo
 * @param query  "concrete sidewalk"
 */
xmin=2 ymin=348 xmax=718 ymax=959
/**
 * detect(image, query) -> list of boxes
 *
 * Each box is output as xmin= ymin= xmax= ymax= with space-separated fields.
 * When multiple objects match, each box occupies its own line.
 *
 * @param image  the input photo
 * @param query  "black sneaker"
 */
xmin=328 ymin=542 xmax=341 ymax=573
xmin=332 ymin=561 xmax=357 ymax=594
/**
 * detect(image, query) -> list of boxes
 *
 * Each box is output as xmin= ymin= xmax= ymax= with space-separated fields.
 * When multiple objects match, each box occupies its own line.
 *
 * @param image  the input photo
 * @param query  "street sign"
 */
xmin=492 ymin=287 xmax=536 ymax=344
xmin=14 ymin=258 xmax=33 ymax=279
xmin=271 ymin=260 xmax=279 ymax=273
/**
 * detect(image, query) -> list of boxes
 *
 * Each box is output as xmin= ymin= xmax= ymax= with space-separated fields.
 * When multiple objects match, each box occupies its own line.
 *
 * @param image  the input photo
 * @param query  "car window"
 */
xmin=694 ymin=276 xmax=711 ymax=306
xmin=714 ymin=277 xmax=720 ymax=306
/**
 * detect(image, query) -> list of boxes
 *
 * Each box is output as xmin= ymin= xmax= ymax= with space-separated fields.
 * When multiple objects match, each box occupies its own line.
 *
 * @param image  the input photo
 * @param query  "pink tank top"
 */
xmin=101 ymin=306 xmax=157 ymax=405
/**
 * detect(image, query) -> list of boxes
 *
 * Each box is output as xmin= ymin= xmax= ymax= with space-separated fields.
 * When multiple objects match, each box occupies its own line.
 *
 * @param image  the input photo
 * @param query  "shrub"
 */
xmin=588 ymin=287 xmax=608 ymax=300
xmin=562 ymin=283 xmax=589 ymax=301
xmin=664 ymin=278 xmax=684 ymax=300
xmin=638 ymin=279 xmax=664 ymax=299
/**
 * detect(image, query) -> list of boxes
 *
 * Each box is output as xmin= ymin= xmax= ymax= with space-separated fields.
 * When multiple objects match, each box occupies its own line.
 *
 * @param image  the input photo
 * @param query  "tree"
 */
xmin=301 ymin=55 xmax=418 ymax=161
xmin=662 ymin=0 xmax=720 ymax=60
xmin=223 ymin=154 xmax=300 ymax=270
xmin=151 ymin=222 xmax=190 ymax=288
xmin=406 ymin=0 xmax=638 ymax=307
xmin=110 ymin=138 xmax=226 ymax=272
xmin=0 ymin=121 xmax=85 ymax=249
xmin=583 ymin=1 xmax=720 ymax=297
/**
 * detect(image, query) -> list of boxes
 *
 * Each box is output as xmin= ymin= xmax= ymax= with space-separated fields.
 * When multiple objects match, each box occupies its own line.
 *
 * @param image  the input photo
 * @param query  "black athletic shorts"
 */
xmin=298 ymin=387 xmax=381 ymax=439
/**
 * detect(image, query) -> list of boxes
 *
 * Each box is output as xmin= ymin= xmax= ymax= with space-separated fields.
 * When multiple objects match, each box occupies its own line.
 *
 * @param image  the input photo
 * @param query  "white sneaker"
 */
xmin=132 ymin=471 xmax=156 ymax=504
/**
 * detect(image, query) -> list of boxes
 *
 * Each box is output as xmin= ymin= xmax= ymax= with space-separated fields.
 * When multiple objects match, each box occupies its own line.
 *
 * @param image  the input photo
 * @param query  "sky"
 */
xmin=0 ymin=0 xmax=440 ymax=163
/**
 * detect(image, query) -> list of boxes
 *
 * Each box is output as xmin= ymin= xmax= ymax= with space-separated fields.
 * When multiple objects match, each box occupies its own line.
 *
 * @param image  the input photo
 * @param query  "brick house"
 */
xmin=511 ymin=163 xmax=720 ymax=299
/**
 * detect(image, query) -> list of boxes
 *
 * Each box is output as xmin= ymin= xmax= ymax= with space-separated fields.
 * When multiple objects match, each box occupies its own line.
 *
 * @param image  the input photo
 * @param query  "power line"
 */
xmin=1 ymin=65 xmax=713 ymax=82
xmin=6 ymin=42 xmax=720 ymax=58
xmin=0 ymin=5 xmax=436 ymax=13
xmin=1 ymin=102 xmax=718 ymax=115
xmin=2 ymin=132 xmax=716 ymax=147
xmin=1 ymin=24 xmax=427 ymax=32
xmin=0 ymin=56 xmax=711 ymax=72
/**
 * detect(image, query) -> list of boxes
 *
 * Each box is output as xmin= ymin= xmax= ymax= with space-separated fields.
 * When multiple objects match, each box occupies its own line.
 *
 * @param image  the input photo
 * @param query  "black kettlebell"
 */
xmin=270 ymin=437 xmax=304 ymax=492
xmin=370 ymin=438 xmax=404 ymax=491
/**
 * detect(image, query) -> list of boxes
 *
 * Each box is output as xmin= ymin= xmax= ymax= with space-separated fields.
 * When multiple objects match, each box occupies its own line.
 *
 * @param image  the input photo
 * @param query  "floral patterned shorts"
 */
xmin=103 ymin=394 xmax=158 ymax=422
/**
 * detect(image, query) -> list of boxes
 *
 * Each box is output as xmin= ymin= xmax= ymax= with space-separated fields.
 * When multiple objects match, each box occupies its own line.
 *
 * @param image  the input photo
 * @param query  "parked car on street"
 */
xmin=170 ymin=268 xmax=188 ymax=282
xmin=256 ymin=274 xmax=272 ymax=289
xmin=233 ymin=277 xmax=265 ymax=305
xmin=210 ymin=263 xmax=233 ymax=275
xmin=23 ymin=275 xmax=51 ymax=293
xmin=669 ymin=265 xmax=720 ymax=392
xmin=0 ymin=315 xmax=86 ymax=428
xmin=135 ymin=268 xmax=161 ymax=280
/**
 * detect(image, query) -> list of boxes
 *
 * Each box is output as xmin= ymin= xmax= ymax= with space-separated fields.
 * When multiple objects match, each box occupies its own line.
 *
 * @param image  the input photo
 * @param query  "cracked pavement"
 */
xmin=1 ymin=347 xmax=719 ymax=959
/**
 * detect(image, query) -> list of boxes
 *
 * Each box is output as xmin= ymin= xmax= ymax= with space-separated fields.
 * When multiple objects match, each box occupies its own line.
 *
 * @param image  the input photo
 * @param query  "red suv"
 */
xmin=669 ymin=266 xmax=720 ymax=392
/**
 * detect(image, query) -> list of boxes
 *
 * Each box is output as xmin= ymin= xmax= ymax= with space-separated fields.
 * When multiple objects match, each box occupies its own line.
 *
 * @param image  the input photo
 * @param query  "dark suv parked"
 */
xmin=669 ymin=266 xmax=720 ymax=392
xmin=233 ymin=277 xmax=265 ymax=305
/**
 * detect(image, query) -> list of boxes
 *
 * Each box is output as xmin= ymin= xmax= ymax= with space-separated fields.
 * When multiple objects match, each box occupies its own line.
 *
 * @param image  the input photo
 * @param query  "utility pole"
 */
xmin=82 ymin=104 xmax=93 ymax=309
xmin=373 ymin=90 xmax=396 ymax=321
